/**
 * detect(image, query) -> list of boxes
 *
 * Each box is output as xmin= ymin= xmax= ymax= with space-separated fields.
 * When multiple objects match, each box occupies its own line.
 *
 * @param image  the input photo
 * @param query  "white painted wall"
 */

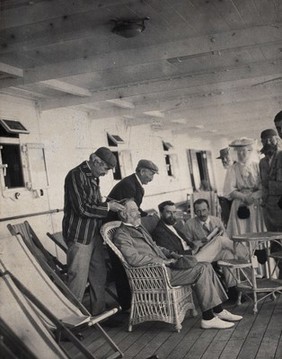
xmin=0 ymin=94 xmax=226 ymax=252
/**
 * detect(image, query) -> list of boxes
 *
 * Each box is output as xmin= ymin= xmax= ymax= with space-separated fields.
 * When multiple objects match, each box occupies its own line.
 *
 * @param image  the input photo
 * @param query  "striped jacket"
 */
xmin=62 ymin=161 xmax=108 ymax=245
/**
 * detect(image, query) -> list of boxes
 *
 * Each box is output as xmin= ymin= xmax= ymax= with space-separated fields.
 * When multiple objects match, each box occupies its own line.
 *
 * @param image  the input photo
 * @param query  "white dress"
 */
xmin=223 ymin=161 xmax=266 ymax=238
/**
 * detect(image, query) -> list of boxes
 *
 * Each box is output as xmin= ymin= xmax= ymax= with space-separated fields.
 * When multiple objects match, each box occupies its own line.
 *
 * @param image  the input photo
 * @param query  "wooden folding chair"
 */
xmin=0 ymin=235 xmax=123 ymax=359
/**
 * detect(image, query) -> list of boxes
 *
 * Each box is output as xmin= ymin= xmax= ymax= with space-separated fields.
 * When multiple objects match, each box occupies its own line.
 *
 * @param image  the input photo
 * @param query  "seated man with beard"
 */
xmin=113 ymin=198 xmax=243 ymax=329
xmin=152 ymin=200 xmax=244 ymax=302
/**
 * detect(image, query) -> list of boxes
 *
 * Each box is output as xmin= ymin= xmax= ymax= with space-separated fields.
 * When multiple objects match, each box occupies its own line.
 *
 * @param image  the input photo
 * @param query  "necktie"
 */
xmin=202 ymin=222 xmax=211 ymax=234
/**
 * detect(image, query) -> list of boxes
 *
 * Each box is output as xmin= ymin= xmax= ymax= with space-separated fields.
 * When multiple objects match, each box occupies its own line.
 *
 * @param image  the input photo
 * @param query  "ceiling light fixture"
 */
xmin=111 ymin=17 xmax=149 ymax=38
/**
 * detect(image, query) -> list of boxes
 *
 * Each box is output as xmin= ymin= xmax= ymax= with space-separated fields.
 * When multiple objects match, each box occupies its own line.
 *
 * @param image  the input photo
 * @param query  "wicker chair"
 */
xmin=100 ymin=221 xmax=196 ymax=332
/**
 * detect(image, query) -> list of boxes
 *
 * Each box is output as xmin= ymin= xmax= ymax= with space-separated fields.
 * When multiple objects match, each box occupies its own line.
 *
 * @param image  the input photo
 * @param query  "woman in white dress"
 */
xmin=223 ymin=138 xmax=266 ymax=238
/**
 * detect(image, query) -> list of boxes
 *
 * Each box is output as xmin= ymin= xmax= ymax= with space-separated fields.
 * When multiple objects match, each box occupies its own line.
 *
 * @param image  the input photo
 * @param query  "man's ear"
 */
xmin=118 ymin=209 xmax=127 ymax=221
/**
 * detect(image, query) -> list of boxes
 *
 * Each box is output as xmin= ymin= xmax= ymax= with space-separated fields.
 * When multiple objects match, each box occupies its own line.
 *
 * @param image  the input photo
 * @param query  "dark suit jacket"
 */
xmin=152 ymin=220 xmax=192 ymax=255
xmin=114 ymin=223 xmax=197 ymax=269
xmin=106 ymin=173 xmax=147 ymax=221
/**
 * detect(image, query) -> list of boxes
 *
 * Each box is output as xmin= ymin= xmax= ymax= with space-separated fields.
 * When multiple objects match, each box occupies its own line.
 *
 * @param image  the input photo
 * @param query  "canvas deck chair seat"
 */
xmin=0 ymin=235 xmax=123 ymax=359
xmin=100 ymin=221 xmax=196 ymax=333
xmin=0 ymin=271 xmax=69 ymax=359
xmin=7 ymin=221 xmax=67 ymax=281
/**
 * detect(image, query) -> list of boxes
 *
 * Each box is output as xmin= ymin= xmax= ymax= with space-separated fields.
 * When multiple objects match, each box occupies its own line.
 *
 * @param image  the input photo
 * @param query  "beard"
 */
xmin=261 ymin=143 xmax=278 ymax=156
xmin=163 ymin=217 xmax=177 ymax=225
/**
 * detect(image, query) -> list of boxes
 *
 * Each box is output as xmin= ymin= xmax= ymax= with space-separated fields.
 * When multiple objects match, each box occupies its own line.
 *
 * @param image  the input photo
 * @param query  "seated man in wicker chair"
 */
xmin=114 ymin=198 xmax=243 ymax=330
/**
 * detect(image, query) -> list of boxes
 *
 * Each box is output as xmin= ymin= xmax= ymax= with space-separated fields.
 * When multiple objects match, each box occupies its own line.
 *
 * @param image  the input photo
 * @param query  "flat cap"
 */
xmin=260 ymin=128 xmax=278 ymax=139
xmin=229 ymin=137 xmax=254 ymax=147
xmin=94 ymin=147 xmax=117 ymax=168
xmin=136 ymin=159 xmax=159 ymax=173
xmin=274 ymin=111 xmax=282 ymax=122
xmin=216 ymin=147 xmax=229 ymax=159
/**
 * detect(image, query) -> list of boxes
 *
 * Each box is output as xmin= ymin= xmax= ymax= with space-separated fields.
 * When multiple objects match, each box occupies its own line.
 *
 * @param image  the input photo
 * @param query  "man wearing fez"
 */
xmin=63 ymin=147 xmax=124 ymax=315
xmin=106 ymin=159 xmax=159 ymax=310
xmin=274 ymin=110 xmax=282 ymax=139
xmin=259 ymin=129 xmax=282 ymax=277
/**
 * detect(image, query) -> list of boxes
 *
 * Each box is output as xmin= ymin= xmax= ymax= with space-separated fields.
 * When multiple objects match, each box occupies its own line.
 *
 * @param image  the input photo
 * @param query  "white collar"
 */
xmin=135 ymin=173 xmax=144 ymax=188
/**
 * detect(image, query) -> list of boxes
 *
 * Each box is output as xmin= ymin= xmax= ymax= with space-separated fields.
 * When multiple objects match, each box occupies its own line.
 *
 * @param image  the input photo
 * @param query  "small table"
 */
xmin=219 ymin=232 xmax=282 ymax=313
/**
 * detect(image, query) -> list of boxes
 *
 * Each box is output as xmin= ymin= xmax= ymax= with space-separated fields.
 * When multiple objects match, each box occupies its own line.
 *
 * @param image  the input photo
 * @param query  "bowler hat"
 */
xmin=260 ymin=128 xmax=277 ymax=139
xmin=136 ymin=159 xmax=159 ymax=173
xmin=94 ymin=147 xmax=117 ymax=168
xmin=216 ymin=147 xmax=229 ymax=159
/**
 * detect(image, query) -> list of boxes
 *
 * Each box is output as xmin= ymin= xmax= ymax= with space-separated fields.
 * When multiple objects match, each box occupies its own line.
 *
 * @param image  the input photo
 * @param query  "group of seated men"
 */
xmin=113 ymin=198 xmax=245 ymax=329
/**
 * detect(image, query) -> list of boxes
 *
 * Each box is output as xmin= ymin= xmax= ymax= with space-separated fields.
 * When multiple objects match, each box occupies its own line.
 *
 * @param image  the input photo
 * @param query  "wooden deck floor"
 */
xmin=62 ymin=294 xmax=282 ymax=359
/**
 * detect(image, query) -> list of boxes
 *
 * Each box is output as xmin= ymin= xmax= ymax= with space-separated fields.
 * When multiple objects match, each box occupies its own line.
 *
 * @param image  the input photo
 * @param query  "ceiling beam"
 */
xmin=39 ymin=80 xmax=91 ymax=96
xmin=0 ymin=62 xmax=23 ymax=78
xmin=37 ymin=58 xmax=282 ymax=111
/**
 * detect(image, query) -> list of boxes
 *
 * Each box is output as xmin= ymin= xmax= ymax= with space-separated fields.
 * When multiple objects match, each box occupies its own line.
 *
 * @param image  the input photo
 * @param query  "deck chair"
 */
xmin=0 ymin=235 xmax=123 ymax=359
xmin=7 ymin=221 xmax=67 ymax=281
xmin=47 ymin=231 xmax=68 ymax=253
xmin=100 ymin=221 xmax=196 ymax=333
xmin=0 ymin=270 xmax=72 ymax=359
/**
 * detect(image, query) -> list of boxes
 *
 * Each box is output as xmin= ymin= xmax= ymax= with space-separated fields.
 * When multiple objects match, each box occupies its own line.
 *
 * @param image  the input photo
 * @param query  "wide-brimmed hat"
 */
xmin=216 ymin=147 xmax=229 ymax=159
xmin=229 ymin=137 xmax=254 ymax=148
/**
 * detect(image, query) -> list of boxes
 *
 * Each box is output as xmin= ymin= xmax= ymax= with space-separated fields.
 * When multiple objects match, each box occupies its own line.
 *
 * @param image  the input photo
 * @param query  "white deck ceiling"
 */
xmin=0 ymin=0 xmax=281 ymax=141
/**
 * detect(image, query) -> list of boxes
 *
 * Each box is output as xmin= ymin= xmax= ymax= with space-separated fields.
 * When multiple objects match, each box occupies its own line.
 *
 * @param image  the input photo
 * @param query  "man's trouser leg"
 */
xmin=195 ymin=237 xmax=236 ymax=288
xmin=67 ymin=240 xmax=94 ymax=303
xmin=170 ymin=262 xmax=228 ymax=312
xmin=88 ymin=233 xmax=107 ymax=315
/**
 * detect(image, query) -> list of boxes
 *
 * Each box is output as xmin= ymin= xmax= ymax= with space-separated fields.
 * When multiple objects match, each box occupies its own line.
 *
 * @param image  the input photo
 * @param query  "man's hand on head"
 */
xmin=108 ymin=201 xmax=125 ymax=212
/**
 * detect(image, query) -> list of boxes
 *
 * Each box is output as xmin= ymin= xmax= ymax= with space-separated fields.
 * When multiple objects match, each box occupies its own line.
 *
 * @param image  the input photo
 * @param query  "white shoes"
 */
xmin=201 ymin=316 xmax=234 ymax=329
xmin=215 ymin=309 xmax=243 ymax=322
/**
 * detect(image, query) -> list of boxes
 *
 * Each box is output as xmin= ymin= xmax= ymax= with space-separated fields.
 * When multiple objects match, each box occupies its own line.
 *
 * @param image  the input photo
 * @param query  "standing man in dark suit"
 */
xmin=107 ymin=159 xmax=159 ymax=219
xmin=106 ymin=159 xmax=159 ymax=310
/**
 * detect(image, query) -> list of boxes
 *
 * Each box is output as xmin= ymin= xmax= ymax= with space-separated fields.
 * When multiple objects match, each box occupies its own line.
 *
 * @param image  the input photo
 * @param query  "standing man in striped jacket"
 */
xmin=63 ymin=147 xmax=124 ymax=315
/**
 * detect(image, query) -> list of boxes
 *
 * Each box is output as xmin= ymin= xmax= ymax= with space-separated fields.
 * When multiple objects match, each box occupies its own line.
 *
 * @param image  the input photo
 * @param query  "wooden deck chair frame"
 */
xmin=100 ymin=221 xmax=196 ymax=333
xmin=0 ymin=234 xmax=123 ymax=359
xmin=0 ymin=269 xmax=102 ymax=359
xmin=47 ymin=231 xmax=68 ymax=253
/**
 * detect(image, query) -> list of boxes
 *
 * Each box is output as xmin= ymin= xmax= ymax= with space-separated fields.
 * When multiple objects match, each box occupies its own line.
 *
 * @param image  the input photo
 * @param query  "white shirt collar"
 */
xmin=199 ymin=216 xmax=211 ymax=226
xmin=135 ymin=173 xmax=144 ymax=188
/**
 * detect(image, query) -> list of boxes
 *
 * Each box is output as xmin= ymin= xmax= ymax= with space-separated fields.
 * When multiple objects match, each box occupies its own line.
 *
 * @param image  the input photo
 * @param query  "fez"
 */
xmin=274 ymin=111 xmax=282 ymax=123
xmin=260 ymin=129 xmax=277 ymax=139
